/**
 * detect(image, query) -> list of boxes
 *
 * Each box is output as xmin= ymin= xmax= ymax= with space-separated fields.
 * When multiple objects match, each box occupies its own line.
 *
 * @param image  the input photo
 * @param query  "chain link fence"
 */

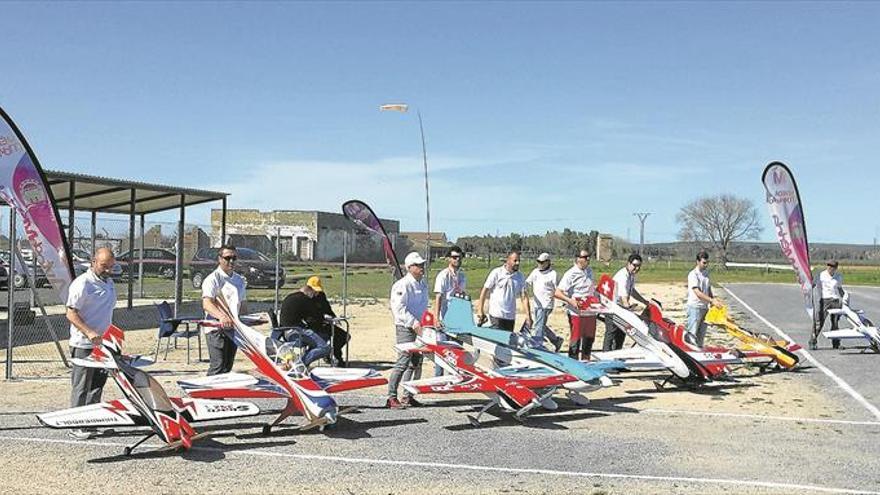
xmin=0 ymin=210 xmax=224 ymax=378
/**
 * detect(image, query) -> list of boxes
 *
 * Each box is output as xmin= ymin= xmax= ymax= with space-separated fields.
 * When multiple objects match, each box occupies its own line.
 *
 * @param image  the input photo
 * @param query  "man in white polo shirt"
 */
xmin=387 ymin=251 xmax=429 ymax=409
xmin=524 ymin=252 xmax=563 ymax=350
xmin=65 ymin=247 xmax=118 ymax=440
xmin=686 ymin=250 xmax=722 ymax=347
xmin=603 ymin=253 xmax=649 ymax=351
xmin=432 ymin=245 xmax=467 ymax=376
xmin=477 ymin=250 xmax=531 ymax=331
xmin=813 ymin=260 xmax=845 ymax=350
xmin=554 ymin=249 xmax=596 ymax=359
xmin=201 ymin=245 xmax=248 ymax=376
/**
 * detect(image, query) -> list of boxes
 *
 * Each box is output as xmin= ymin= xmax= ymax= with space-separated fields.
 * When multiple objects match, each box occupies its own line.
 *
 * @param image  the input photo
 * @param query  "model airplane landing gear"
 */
xmin=466 ymin=397 xmax=499 ymax=427
xmin=565 ymin=390 xmax=590 ymax=406
xmin=123 ymin=432 xmax=156 ymax=456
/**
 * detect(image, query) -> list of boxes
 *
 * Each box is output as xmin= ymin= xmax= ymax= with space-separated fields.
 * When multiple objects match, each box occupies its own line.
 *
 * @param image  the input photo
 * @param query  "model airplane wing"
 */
xmin=168 ymin=397 xmax=260 ymax=422
xmin=309 ymin=367 xmax=388 ymax=393
xmin=592 ymin=347 xmax=667 ymax=369
xmin=178 ymin=372 xmax=290 ymax=399
xmin=442 ymin=296 xmax=625 ymax=382
xmin=37 ymin=399 xmax=148 ymax=429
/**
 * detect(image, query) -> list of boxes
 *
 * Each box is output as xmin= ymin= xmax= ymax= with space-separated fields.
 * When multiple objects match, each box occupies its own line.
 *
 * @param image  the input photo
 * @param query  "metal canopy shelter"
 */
xmin=3 ymin=170 xmax=230 ymax=313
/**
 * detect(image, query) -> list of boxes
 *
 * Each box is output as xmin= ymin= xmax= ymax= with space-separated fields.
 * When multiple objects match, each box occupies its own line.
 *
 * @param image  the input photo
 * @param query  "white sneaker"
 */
xmin=67 ymin=429 xmax=92 ymax=440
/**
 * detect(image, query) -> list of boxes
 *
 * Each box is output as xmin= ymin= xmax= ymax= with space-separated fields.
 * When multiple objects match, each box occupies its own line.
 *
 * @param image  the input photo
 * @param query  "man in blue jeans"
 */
xmin=278 ymin=280 xmax=330 ymax=370
xmin=685 ymin=250 xmax=723 ymax=347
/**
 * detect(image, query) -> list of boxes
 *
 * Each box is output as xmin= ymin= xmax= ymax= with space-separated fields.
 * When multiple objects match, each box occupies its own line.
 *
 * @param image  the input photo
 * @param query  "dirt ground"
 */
xmin=0 ymin=283 xmax=843 ymax=421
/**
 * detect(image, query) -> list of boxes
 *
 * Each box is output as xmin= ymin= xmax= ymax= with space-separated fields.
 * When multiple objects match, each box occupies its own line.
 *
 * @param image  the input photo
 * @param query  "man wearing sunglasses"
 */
xmin=432 ymin=246 xmax=467 ymax=376
xmin=555 ymin=249 xmax=596 ymax=359
xmin=201 ymin=245 xmax=248 ymax=376
xmin=686 ymin=250 xmax=723 ymax=347
xmin=604 ymin=253 xmax=649 ymax=351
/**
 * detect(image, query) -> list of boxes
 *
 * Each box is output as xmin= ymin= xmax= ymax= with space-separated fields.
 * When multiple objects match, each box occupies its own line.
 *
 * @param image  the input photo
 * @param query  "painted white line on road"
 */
xmin=723 ymin=285 xmax=880 ymax=421
xmin=0 ymin=434 xmax=877 ymax=495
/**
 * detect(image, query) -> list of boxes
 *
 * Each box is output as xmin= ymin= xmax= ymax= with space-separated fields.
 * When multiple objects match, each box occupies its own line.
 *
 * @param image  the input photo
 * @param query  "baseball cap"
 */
xmin=404 ymin=252 xmax=426 ymax=267
xmin=306 ymin=276 xmax=323 ymax=292
xmin=826 ymin=260 xmax=839 ymax=268
xmin=536 ymin=252 xmax=551 ymax=262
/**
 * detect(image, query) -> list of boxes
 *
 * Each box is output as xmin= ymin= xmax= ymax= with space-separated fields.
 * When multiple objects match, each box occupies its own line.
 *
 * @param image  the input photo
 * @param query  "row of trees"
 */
xmin=456 ymin=229 xmax=609 ymax=257
xmin=448 ymin=194 xmax=766 ymax=264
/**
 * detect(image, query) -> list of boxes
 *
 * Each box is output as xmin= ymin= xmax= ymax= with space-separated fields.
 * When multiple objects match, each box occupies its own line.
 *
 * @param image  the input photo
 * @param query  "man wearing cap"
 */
xmin=813 ymin=260 xmax=845 ymax=350
xmin=387 ymin=251 xmax=429 ymax=409
xmin=202 ymin=245 xmax=248 ymax=376
xmin=686 ymin=251 xmax=723 ymax=348
xmin=603 ymin=253 xmax=649 ymax=351
xmin=554 ymin=249 xmax=596 ymax=359
xmin=432 ymin=245 xmax=467 ymax=376
xmin=277 ymin=279 xmax=331 ymax=367
xmin=477 ymin=250 xmax=531 ymax=331
xmin=524 ymin=252 xmax=564 ymax=350
xmin=303 ymin=276 xmax=350 ymax=367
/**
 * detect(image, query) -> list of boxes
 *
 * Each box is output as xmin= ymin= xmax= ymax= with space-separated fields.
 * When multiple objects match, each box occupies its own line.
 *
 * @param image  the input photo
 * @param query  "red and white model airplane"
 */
xmin=178 ymin=284 xmax=386 ymax=434
xmin=37 ymin=325 xmax=261 ymax=456
xmin=398 ymin=314 xmax=605 ymax=426
xmin=591 ymin=275 xmax=740 ymax=389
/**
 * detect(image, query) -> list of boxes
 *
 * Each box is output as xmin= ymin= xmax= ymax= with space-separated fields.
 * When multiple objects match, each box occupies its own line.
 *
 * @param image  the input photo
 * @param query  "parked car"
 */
xmin=189 ymin=247 xmax=284 ymax=289
xmin=71 ymin=248 xmax=124 ymax=280
xmin=0 ymin=251 xmax=49 ymax=289
xmin=116 ymin=248 xmax=178 ymax=279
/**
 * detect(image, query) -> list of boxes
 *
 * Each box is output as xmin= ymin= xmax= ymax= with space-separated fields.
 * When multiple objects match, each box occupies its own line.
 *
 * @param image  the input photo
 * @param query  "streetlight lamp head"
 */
xmin=380 ymin=103 xmax=409 ymax=113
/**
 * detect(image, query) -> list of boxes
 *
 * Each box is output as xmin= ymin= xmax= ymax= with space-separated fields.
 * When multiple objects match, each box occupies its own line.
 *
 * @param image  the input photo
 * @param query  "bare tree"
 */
xmin=676 ymin=194 xmax=763 ymax=263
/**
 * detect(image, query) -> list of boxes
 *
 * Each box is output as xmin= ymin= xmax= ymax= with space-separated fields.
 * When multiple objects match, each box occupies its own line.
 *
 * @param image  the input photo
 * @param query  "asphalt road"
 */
xmin=724 ymin=283 xmax=880 ymax=418
xmin=1 ymin=283 xmax=879 ymax=494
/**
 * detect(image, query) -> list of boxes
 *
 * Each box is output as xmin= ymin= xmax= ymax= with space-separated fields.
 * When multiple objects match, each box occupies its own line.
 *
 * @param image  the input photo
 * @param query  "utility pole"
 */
xmin=633 ymin=212 xmax=651 ymax=256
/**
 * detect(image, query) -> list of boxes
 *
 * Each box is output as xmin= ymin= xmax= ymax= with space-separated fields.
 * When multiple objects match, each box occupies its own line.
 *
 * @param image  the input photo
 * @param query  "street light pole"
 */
xmin=380 ymin=103 xmax=432 ymax=280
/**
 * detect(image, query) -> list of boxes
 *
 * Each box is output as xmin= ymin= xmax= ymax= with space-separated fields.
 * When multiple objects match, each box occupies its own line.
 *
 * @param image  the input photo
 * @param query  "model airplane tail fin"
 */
xmin=444 ymin=295 xmax=477 ymax=331
xmin=596 ymin=274 xmax=615 ymax=302
xmin=70 ymin=325 xmax=126 ymax=368
xmin=420 ymin=310 xmax=436 ymax=329
xmin=704 ymin=306 xmax=730 ymax=326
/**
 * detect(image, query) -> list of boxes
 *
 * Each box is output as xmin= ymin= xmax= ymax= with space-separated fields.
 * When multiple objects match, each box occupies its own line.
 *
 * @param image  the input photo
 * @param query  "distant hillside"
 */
xmin=642 ymin=241 xmax=880 ymax=263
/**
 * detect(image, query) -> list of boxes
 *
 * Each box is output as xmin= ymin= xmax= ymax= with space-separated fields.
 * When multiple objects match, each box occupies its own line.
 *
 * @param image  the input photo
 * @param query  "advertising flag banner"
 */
xmin=0 ymin=107 xmax=74 ymax=304
xmin=762 ymin=161 xmax=814 ymax=319
xmin=342 ymin=200 xmax=404 ymax=280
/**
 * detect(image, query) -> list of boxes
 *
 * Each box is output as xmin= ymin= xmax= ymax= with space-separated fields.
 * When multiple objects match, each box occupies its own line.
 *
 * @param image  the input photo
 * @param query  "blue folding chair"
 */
xmin=154 ymin=301 xmax=203 ymax=364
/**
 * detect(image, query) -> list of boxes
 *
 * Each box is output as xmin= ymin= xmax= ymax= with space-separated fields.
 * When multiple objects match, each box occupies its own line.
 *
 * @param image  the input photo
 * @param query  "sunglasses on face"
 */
xmin=221 ymin=256 xmax=237 ymax=262
xmin=578 ymin=256 xmax=590 ymax=260
xmin=450 ymin=255 xmax=462 ymax=259
xmin=631 ymin=263 xmax=642 ymax=268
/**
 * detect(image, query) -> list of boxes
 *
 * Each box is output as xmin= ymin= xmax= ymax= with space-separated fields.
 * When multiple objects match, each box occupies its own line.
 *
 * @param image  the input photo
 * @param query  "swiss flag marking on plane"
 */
xmin=597 ymin=274 xmax=615 ymax=301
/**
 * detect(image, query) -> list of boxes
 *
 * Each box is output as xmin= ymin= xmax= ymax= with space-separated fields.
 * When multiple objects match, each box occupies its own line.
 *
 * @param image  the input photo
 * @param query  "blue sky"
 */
xmin=2 ymin=2 xmax=879 ymax=244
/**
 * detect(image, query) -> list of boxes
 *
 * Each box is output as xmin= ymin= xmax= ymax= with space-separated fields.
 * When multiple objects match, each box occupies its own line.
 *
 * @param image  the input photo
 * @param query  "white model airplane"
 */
xmin=821 ymin=291 xmax=880 ymax=353
xmin=590 ymin=275 xmax=740 ymax=388
xmin=37 ymin=325 xmax=260 ymax=456
xmin=177 ymin=284 xmax=386 ymax=434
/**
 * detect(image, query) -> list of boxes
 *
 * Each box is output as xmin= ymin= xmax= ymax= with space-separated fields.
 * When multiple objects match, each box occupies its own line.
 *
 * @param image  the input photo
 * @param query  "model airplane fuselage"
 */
xmin=178 ymin=284 xmax=386 ymax=433
xmin=37 ymin=325 xmax=260 ymax=456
